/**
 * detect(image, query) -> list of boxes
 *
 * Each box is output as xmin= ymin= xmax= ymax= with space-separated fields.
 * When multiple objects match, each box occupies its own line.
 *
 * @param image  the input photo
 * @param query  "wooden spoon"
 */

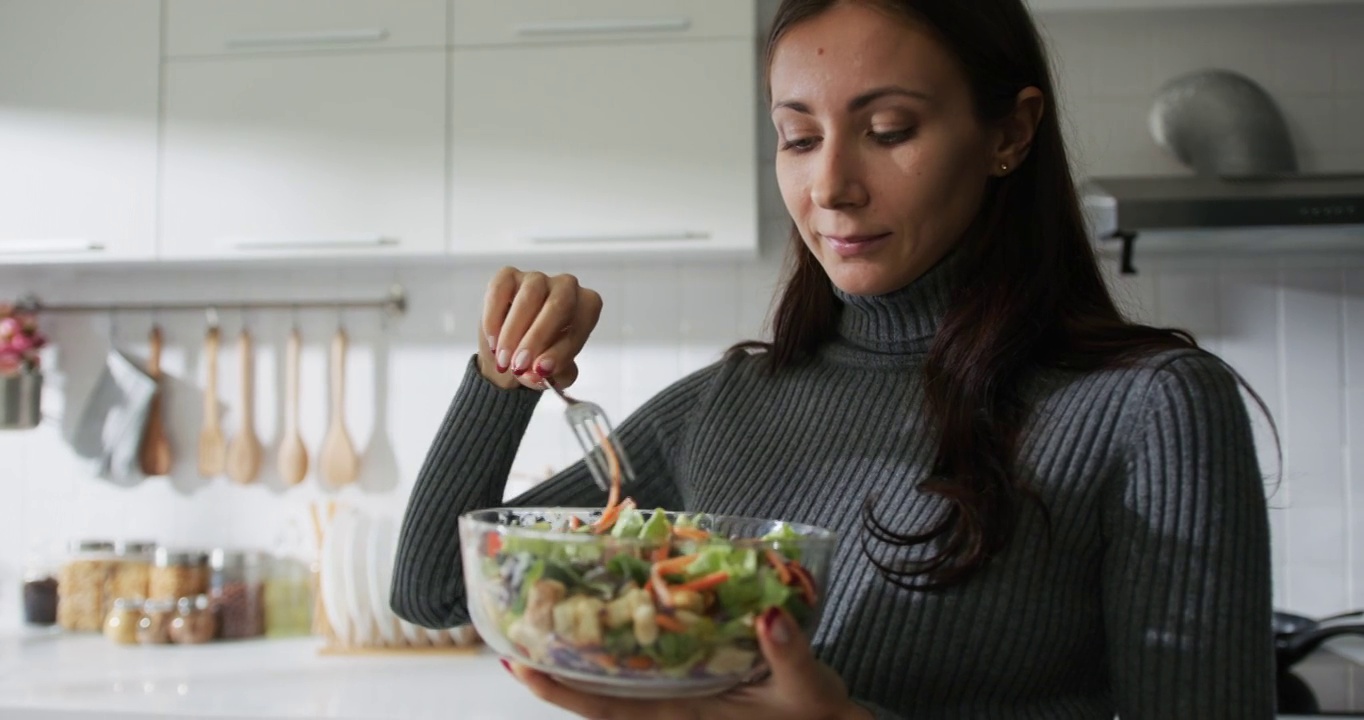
xmin=139 ymin=325 xmax=173 ymax=476
xmin=225 ymin=328 xmax=262 ymax=484
xmin=277 ymin=327 xmax=309 ymax=486
xmin=198 ymin=325 xmax=226 ymax=478
xmin=318 ymin=328 xmax=359 ymax=488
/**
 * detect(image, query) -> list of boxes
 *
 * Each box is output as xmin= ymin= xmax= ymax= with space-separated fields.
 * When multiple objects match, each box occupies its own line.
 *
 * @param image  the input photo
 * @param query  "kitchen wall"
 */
xmin=2 ymin=2 xmax=1364 ymax=628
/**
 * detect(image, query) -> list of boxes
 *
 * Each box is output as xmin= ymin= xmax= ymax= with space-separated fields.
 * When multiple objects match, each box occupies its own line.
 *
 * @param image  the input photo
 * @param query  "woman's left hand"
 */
xmin=504 ymin=608 xmax=873 ymax=720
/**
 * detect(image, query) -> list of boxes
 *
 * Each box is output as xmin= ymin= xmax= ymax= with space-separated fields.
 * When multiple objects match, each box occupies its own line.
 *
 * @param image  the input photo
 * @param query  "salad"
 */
xmin=473 ymin=504 xmax=819 ymax=680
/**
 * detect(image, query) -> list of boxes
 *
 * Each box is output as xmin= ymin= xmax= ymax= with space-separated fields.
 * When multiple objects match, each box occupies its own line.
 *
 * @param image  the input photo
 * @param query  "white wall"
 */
xmin=3 ymin=2 xmax=1364 ymax=629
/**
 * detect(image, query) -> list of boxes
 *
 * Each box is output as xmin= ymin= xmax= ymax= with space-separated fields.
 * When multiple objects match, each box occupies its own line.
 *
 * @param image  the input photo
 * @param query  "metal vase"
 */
xmin=0 ymin=371 xmax=42 ymax=430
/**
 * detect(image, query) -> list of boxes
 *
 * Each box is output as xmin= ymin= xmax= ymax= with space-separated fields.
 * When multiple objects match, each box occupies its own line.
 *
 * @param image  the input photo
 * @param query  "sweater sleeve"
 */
xmin=1103 ymin=352 xmax=1275 ymax=719
xmin=390 ymin=355 xmax=715 ymax=629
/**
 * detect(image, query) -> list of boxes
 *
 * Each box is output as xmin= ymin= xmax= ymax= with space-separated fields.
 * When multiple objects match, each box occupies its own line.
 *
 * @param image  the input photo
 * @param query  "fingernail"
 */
xmin=496 ymin=348 xmax=510 ymax=373
xmin=511 ymin=349 xmax=530 ymax=375
xmin=534 ymin=357 xmax=555 ymax=378
xmin=487 ymin=335 xmax=497 ymax=353
xmin=500 ymin=658 xmax=513 ymax=674
xmin=763 ymin=608 xmax=790 ymax=645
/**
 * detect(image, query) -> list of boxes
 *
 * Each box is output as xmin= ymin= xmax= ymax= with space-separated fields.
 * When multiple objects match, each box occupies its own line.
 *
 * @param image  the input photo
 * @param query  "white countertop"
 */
xmin=0 ymin=630 xmax=1358 ymax=719
xmin=0 ymin=630 xmax=575 ymax=720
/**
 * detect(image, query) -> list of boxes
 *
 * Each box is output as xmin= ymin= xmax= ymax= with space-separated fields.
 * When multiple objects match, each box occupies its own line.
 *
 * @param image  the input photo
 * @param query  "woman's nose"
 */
xmin=811 ymin=143 xmax=868 ymax=210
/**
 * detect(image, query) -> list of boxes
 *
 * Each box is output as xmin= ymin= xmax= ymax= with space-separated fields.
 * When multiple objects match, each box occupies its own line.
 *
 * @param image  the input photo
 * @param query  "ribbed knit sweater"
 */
xmin=392 ymin=255 xmax=1275 ymax=719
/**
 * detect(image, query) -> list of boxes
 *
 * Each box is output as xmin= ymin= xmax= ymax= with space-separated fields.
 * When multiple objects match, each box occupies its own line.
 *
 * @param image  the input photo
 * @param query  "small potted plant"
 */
xmin=0 ymin=305 xmax=46 ymax=430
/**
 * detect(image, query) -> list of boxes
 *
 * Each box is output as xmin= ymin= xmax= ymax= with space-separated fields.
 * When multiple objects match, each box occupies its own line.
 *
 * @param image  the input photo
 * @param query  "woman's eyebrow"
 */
xmin=772 ymin=86 xmax=932 ymax=114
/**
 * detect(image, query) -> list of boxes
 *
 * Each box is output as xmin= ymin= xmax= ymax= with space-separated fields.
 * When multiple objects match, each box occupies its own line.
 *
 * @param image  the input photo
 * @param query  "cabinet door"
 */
xmin=165 ymin=0 xmax=446 ymax=58
xmin=161 ymin=52 xmax=447 ymax=260
xmin=0 ymin=0 xmax=159 ymax=263
xmin=451 ymin=0 xmax=752 ymax=46
xmin=449 ymin=40 xmax=757 ymax=260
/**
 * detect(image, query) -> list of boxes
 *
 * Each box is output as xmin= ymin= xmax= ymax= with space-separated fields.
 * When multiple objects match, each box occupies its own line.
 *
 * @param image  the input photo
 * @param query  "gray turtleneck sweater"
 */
xmin=392 ymin=257 xmax=1275 ymax=719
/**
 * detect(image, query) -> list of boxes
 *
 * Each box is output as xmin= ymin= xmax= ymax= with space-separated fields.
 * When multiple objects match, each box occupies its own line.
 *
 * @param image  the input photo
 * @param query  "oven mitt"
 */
xmin=66 ymin=348 xmax=156 ymax=486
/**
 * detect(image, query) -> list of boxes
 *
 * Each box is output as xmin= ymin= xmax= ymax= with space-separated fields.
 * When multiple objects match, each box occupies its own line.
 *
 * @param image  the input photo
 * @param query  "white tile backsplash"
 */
xmin=3 ymin=2 xmax=1364 ymax=629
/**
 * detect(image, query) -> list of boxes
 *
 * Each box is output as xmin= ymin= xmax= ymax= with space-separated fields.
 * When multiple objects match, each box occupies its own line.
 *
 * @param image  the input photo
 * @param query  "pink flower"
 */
xmin=0 ymin=317 xmax=17 ymax=340
xmin=0 ymin=351 xmax=21 ymax=376
xmin=8 ymin=334 xmax=32 ymax=353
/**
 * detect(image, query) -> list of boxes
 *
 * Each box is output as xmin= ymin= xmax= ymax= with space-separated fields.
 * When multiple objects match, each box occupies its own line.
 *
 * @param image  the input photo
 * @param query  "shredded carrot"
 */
xmin=588 ymin=424 xmax=622 ymax=533
xmin=569 ymin=515 xmax=582 ymax=530
xmin=673 ymin=527 xmax=710 ymax=541
xmin=486 ymin=533 xmax=502 ymax=558
xmin=623 ymin=655 xmax=655 ymax=670
xmin=765 ymin=549 xmax=792 ymax=585
xmin=653 ymin=554 xmax=698 ymax=575
xmin=672 ymin=571 xmax=730 ymax=593
xmin=655 ymin=613 xmax=687 ymax=634
xmin=789 ymin=561 xmax=818 ymax=605
xmin=650 ymin=545 xmax=671 ymax=563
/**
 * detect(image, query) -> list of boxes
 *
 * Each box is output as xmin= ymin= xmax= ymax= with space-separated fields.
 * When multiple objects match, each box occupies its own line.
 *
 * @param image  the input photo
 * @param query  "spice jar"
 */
xmin=264 ymin=555 xmax=313 ymax=638
xmin=111 ymin=540 xmax=156 ymax=602
xmin=22 ymin=559 xmax=59 ymax=626
xmin=137 ymin=599 xmax=176 ymax=645
xmin=58 ymin=540 xmax=117 ymax=632
xmin=210 ymin=549 xmax=266 ymax=639
xmin=103 ymin=597 xmax=141 ymax=645
xmin=149 ymin=548 xmax=208 ymax=601
xmin=168 ymin=594 xmax=217 ymax=644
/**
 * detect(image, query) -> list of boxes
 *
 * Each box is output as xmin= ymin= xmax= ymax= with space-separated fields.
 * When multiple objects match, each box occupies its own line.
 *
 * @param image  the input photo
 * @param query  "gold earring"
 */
xmin=1000 ymin=163 xmax=1010 ymax=173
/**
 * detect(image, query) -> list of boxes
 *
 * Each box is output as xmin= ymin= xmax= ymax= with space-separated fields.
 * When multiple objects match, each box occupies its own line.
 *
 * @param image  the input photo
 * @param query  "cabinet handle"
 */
xmin=0 ymin=239 xmax=104 ymax=255
xmin=514 ymin=18 xmax=691 ymax=37
xmin=226 ymin=236 xmax=400 ymax=251
xmin=527 ymin=232 xmax=710 ymax=244
xmin=225 ymin=28 xmax=389 ymax=49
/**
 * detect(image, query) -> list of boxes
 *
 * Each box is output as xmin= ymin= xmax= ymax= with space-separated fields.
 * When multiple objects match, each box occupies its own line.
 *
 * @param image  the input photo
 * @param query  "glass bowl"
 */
xmin=459 ymin=507 xmax=837 ymax=699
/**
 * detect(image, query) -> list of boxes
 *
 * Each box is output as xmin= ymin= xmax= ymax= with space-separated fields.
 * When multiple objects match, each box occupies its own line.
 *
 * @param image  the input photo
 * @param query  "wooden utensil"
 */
xmin=198 ymin=325 xmax=226 ymax=477
xmin=278 ymin=327 xmax=309 ymax=486
xmin=139 ymin=325 xmax=173 ymax=476
xmin=225 ymin=328 xmax=262 ymax=484
xmin=319 ymin=327 xmax=359 ymax=488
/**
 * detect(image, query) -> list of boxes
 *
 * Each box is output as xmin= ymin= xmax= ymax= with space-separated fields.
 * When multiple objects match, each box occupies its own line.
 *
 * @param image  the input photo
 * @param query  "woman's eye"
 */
xmin=780 ymin=137 xmax=819 ymax=153
xmin=870 ymin=128 xmax=914 ymax=145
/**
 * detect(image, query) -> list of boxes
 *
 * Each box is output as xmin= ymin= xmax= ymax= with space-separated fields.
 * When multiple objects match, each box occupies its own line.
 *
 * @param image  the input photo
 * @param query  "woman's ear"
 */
xmin=991 ymin=87 xmax=1045 ymax=177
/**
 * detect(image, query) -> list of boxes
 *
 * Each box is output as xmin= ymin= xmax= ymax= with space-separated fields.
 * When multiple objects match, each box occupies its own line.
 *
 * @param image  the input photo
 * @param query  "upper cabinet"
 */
xmin=1030 ymin=0 xmax=1364 ymax=9
xmin=0 ymin=0 xmax=160 ymax=264
xmin=158 ymin=0 xmax=448 ymax=260
xmin=447 ymin=1 xmax=758 ymax=260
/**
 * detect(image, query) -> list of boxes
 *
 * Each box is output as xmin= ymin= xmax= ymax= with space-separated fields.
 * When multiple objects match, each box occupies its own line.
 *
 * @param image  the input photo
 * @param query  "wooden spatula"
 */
xmin=225 ymin=328 xmax=262 ymax=484
xmin=277 ymin=327 xmax=309 ymax=486
xmin=198 ymin=325 xmax=226 ymax=478
xmin=318 ymin=327 xmax=359 ymax=488
xmin=139 ymin=325 xmax=173 ymax=476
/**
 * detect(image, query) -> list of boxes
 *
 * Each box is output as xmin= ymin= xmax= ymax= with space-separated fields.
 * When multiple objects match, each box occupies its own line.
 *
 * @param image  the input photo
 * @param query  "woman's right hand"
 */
xmin=478 ymin=267 xmax=603 ymax=391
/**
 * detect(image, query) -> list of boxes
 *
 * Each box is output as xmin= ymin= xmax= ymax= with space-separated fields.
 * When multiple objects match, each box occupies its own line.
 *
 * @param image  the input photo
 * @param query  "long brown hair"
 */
xmin=747 ymin=0 xmax=1273 ymax=591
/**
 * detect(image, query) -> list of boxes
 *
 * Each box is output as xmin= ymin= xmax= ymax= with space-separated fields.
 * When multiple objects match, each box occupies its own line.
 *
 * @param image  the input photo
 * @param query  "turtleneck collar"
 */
xmin=831 ymin=250 xmax=960 ymax=355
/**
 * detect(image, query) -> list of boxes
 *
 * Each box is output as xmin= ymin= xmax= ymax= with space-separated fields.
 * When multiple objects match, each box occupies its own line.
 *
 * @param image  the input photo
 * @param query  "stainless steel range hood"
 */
xmin=1081 ymin=174 xmax=1364 ymax=273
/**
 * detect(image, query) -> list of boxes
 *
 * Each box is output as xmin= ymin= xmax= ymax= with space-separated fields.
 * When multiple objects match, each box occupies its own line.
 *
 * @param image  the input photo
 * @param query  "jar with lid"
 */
xmin=58 ymin=540 xmax=117 ymax=632
xmin=210 ymin=549 xmax=266 ymax=639
xmin=264 ymin=555 xmax=313 ymax=638
xmin=21 ymin=557 xmax=59 ymax=627
xmin=168 ymin=594 xmax=217 ymax=644
xmin=103 ymin=597 xmax=141 ymax=645
xmin=137 ymin=599 xmax=176 ymax=644
xmin=111 ymin=540 xmax=156 ymax=602
xmin=149 ymin=548 xmax=208 ymax=601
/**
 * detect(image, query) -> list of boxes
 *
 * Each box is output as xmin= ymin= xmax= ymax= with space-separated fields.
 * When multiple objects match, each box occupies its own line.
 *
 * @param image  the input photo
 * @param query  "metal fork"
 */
xmin=544 ymin=378 xmax=637 ymax=492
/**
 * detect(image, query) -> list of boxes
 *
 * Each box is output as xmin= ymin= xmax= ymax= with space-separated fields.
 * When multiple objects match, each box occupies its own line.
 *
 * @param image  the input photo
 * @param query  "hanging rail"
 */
xmin=15 ymin=284 xmax=408 ymax=317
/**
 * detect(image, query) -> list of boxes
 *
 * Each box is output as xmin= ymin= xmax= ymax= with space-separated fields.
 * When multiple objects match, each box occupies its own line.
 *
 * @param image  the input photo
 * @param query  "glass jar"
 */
xmin=210 ymin=549 xmax=266 ymax=639
xmin=168 ymin=594 xmax=217 ymax=644
xmin=264 ymin=555 xmax=313 ymax=638
xmin=103 ymin=597 xmax=141 ymax=645
xmin=137 ymin=599 xmax=176 ymax=645
xmin=149 ymin=548 xmax=208 ymax=601
xmin=110 ymin=540 xmax=156 ymax=602
xmin=21 ymin=559 xmax=59 ymax=626
xmin=58 ymin=540 xmax=117 ymax=632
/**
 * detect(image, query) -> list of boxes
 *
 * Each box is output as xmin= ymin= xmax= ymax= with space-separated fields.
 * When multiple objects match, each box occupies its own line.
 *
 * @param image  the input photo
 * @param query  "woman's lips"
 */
xmin=823 ymin=233 xmax=891 ymax=257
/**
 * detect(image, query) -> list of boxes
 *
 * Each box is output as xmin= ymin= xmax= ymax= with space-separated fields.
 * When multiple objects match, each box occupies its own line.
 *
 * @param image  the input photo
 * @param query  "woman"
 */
xmin=392 ymin=0 xmax=1275 ymax=717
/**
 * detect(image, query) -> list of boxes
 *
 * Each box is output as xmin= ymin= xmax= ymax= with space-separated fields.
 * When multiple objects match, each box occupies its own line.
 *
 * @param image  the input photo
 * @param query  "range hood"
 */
xmin=1081 ymin=174 xmax=1364 ymax=274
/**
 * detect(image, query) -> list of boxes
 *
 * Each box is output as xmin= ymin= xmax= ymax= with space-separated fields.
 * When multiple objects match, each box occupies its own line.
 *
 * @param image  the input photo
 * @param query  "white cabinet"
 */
xmin=448 ymin=2 xmax=758 ymax=260
xmin=1030 ymin=0 xmax=1364 ymax=9
xmin=451 ymin=0 xmax=753 ymax=46
xmin=160 ymin=52 xmax=447 ymax=260
xmin=0 ymin=0 xmax=159 ymax=263
xmin=165 ymin=0 xmax=446 ymax=58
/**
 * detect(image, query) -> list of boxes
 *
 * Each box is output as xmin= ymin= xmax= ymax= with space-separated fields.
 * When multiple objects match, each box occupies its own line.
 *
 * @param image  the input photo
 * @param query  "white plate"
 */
xmin=320 ymin=508 xmax=354 ymax=647
xmin=366 ymin=515 xmax=398 ymax=646
xmin=345 ymin=511 xmax=374 ymax=646
xmin=398 ymin=619 xmax=426 ymax=647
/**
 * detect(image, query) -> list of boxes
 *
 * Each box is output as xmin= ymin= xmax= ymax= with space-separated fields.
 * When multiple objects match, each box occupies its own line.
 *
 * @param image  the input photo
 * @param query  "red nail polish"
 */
xmin=512 ymin=367 xmax=527 ymax=377
xmin=496 ymin=362 xmax=508 ymax=373
xmin=501 ymin=658 xmax=512 ymax=674
xmin=534 ymin=359 xmax=555 ymax=377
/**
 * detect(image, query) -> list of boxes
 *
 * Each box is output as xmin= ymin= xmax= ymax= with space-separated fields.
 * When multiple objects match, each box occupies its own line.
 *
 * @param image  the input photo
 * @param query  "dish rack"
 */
xmin=311 ymin=502 xmax=482 ymax=655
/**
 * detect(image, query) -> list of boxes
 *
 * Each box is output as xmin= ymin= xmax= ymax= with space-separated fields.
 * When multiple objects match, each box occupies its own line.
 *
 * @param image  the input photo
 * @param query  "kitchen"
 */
xmin=2 ymin=0 xmax=1364 ymax=717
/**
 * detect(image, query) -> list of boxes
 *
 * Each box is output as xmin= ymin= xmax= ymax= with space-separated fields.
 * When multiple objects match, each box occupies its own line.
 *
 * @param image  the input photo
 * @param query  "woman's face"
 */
xmin=769 ymin=2 xmax=1001 ymax=296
